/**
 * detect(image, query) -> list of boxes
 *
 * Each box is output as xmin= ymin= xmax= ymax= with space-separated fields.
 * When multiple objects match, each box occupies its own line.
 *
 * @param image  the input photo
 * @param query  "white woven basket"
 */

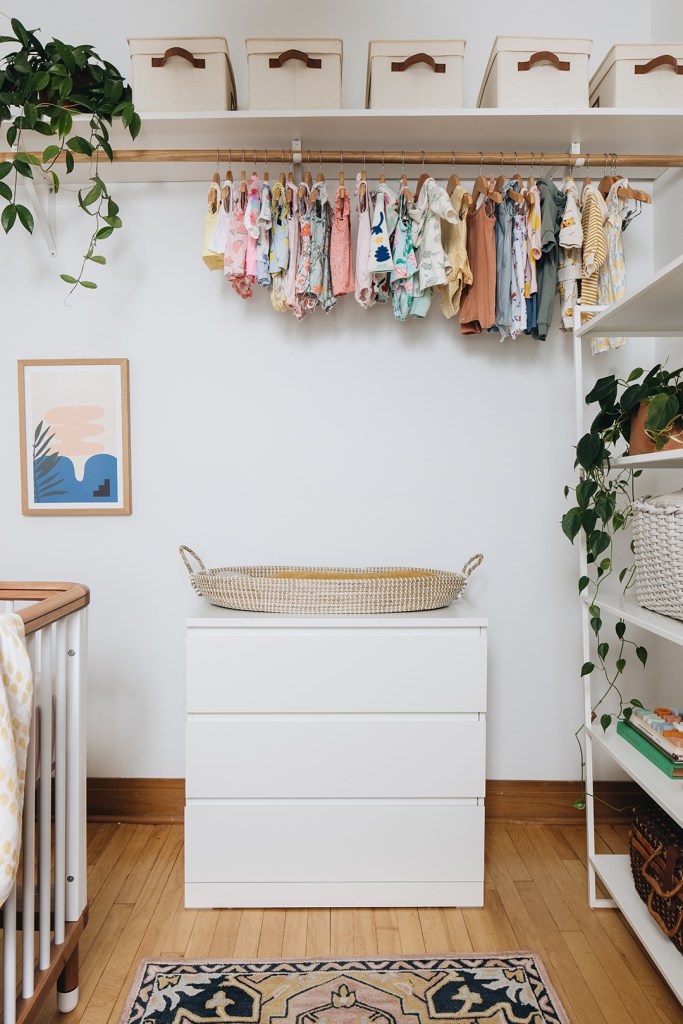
xmin=179 ymin=546 xmax=483 ymax=614
xmin=633 ymin=490 xmax=683 ymax=620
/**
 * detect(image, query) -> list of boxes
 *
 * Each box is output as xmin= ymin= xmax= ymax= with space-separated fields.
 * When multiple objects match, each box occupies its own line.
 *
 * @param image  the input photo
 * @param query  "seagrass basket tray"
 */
xmin=179 ymin=546 xmax=483 ymax=614
xmin=633 ymin=490 xmax=683 ymax=621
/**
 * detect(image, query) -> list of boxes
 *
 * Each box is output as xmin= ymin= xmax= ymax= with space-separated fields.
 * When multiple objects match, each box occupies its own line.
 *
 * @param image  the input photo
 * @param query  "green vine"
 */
xmin=0 ymin=16 xmax=140 ymax=291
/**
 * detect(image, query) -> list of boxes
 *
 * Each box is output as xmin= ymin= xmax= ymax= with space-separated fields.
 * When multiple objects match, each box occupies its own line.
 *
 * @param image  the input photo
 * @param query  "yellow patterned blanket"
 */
xmin=0 ymin=614 xmax=33 ymax=906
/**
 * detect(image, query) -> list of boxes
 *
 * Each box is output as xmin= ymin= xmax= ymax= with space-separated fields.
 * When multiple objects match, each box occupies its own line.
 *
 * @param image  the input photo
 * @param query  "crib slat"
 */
xmin=4 ymin=884 xmax=17 ymax=1024
xmin=54 ymin=620 xmax=67 ymax=944
xmin=38 ymin=628 xmax=52 ymax=970
xmin=21 ymin=633 xmax=37 ymax=998
xmin=66 ymin=610 xmax=87 ymax=920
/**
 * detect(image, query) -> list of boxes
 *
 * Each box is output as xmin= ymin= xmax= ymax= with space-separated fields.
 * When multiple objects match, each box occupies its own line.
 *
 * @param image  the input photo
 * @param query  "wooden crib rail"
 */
xmin=0 ymin=582 xmax=90 ymax=634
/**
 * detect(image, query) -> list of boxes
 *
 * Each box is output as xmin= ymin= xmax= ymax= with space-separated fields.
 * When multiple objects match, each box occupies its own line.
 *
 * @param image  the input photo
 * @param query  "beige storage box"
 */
xmin=477 ymin=36 xmax=592 ymax=108
xmin=366 ymin=40 xmax=465 ymax=109
xmin=128 ymin=37 xmax=236 ymax=111
xmin=590 ymin=44 xmax=683 ymax=107
xmin=246 ymin=38 xmax=342 ymax=109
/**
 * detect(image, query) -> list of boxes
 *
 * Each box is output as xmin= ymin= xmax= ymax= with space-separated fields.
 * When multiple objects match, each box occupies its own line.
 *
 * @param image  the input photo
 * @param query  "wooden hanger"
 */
xmin=310 ymin=170 xmax=325 ymax=202
xmin=359 ymin=167 xmax=367 ymax=203
xmin=239 ymin=169 xmax=247 ymax=195
xmin=447 ymin=172 xmax=461 ymax=194
xmin=616 ymin=182 xmax=652 ymax=204
xmin=208 ymin=173 xmax=220 ymax=213
xmin=414 ymin=172 xmax=430 ymax=202
xmin=338 ymin=169 xmax=346 ymax=200
xmin=471 ymin=174 xmax=501 ymax=208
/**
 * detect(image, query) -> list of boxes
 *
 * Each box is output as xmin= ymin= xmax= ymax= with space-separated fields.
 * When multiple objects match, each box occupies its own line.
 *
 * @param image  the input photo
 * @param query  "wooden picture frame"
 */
xmin=18 ymin=358 xmax=131 ymax=516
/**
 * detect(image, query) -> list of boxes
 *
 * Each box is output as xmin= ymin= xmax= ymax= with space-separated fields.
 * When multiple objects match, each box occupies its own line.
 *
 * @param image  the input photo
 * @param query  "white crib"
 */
xmin=0 ymin=582 xmax=89 ymax=1024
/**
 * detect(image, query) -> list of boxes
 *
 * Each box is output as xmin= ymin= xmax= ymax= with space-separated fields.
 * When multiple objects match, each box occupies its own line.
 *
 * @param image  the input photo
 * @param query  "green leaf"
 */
xmin=599 ymin=558 xmax=611 ymax=571
xmin=95 ymin=225 xmax=113 ymax=240
xmin=578 ymin=575 xmax=590 ymax=594
xmin=582 ymin=508 xmax=598 ymax=535
xmin=572 ymin=798 xmax=586 ymax=810
xmin=616 ymin=620 xmax=626 ymax=639
xmin=33 ymin=71 xmax=50 ymax=91
xmin=59 ymin=274 xmax=78 ymax=284
xmin=120 ymin=104 xmax=133 ymax=129
xmin=14 ymin=152 xmax=41 ymax=166
xmin=65 ymin=150 xmax=74 ymax=174
xmin=1 ymin=204 xmax=17 ymax=232
xmin=13 ymin=161 xmax=33 ymax=179
xmin=576 ymin=479 xmax=598 ymax=508
xmin=82 ymin=180 xmax=103 ymax=206
xmin=626 ymin=367 xmax=644 ymax=383
xmin=636 ymin=646 xmax=648 ymax=667
xmin=103 ymin=214 xmax=122 ymax=229
xmin=562 ymin=507 xmax=582 ymax=543
xmin=10 ymin=18 xmax=30 ymax=47
xmin=79 ymin=280 xmax=97 ymax=289
xmin=590 ymin=616 xmax=602 ymax=636
xmin=586 ymin=375 xmax=617 ymax=405
xmin=623 ymin=706 xmax=633 ymax=721
xmin=589 ymin=603 xmax=601 ymax=618
xmin=42 ymin=144 xmax=61 ymax=163
xmin=589 ymin=530 xmax=610 ymax=558
xmin=594 ymin=491 xmax=616 ymax=523
xmin=576 ymin=432 xmax=604 ymax=470
xmin=0 ymin=161 xmax=12 ymax=179
xmin=67 ymin=135 xmax=93 ymax=156
xmin=630 ymin=698 xmax=645 ymax=708
xmin=107 ymin=198 xmax=119 ymax=217
xmin=645 ymin=393 xmax=680 ymax=442
xmin=600 ymin=713 xmax=612 ymax=732
xmin=581 ymin=662 xmax=594 ymax=677
xmin=89 ymin=254 xmax=106 ymax=265
xmin=616 ymin=658 xmax=626 ymax=673
xmin=129 ymin=112 xmax=141 ymax=140
xmin=0 ymin=181 xmax=11 ymax=201
xmin=620 ymin=383 xmax=644 ymax=414
xmin=563 ymin=485 xmax=570 ymax=498
xmin=597 ymin=642 xmax=609 ymax=660
xmin=16 ymin=204 xmax=33 ymax=233
xmin=6 ymin=124 xmax=17 ymax=148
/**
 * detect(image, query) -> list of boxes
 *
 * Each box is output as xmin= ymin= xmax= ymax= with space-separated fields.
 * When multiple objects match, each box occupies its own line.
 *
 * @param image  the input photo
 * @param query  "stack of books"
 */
xmin=617 ymin=706 xmax=683 ymax=778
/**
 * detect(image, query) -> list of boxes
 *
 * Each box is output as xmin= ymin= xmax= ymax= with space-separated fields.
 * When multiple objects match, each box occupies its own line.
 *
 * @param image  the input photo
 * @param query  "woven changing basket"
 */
xmin=179 ymin=546 xmax=483 ymax=614
xmin=630 ymin=798 xmax=683 ymax=953
xmin=633 ymin=490 xmax=683 ymax=620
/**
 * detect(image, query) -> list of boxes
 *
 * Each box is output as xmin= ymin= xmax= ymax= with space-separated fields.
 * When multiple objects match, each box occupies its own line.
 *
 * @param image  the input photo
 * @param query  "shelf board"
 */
xmin=587 ymin=724 xmax=683 ymax=828
xmin=15 ymin=108 xmax=683 ymax=183
xmin=577 ymin=252 xmax=683 ymax=338
xmin=611 ymin=450 xmax=683 ymax=469
xmin=591 ymin=854 xmax=683 ymax=1002
xmin=582 ymin=591 xmax=683 ymax=645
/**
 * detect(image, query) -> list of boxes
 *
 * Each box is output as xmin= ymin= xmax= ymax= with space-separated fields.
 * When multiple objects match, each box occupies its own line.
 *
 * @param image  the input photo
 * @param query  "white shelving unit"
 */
xmin=574 ymin=257 xmax=683 ymax=1002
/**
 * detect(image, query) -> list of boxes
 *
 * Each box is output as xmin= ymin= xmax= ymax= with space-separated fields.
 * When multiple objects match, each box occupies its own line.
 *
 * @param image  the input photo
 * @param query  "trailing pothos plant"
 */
xmin=560 ymin=364 xmax=683 ymax=807
xmin=0 ymin=17 xmax=140 ymax=292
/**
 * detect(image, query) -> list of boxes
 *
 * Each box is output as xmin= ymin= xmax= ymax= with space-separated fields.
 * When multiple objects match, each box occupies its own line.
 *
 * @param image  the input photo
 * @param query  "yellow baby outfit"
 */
xmin=0 ymin=614 xmax=33 ymax=906
xmin=439 ymin=184 xmax=473 ymax=319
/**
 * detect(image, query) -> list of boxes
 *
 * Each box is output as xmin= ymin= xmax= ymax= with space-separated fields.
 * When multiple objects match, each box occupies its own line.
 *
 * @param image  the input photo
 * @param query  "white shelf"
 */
xmin=611 ymin=450 xmax=683 ymax=469
xmin=577 ymin=253 xmax=683 ymax=338
xmin=591 ymin=854 xmax=683 ymax=1002
xmin=16 ymin=108 xmax=683 ymax=183
xmin=583 ymin=590 xmax=683 ymax=645
xmin=587 ymin=724 xmax=683 ymax=828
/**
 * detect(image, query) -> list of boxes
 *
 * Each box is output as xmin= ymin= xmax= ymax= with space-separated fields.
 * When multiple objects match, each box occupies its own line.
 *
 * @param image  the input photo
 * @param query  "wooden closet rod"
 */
xmin=4 ymin=149 xmax=683 ymax=168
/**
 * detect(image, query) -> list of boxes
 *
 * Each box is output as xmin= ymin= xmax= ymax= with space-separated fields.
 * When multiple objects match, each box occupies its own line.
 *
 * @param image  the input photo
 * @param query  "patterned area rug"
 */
xmin=120 ymin=955 xmax=570 ymax=1024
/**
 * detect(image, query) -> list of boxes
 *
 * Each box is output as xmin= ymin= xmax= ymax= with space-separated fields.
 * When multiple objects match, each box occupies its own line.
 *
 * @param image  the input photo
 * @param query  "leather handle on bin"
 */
xmin=391 ymin=53 xmax=446 ymax=73
xmin=269 ymin=49 xmax=322 ymax=69
xmin=648 ymin=890 xmax=683 ymax=937
xmin=517 ymin=50 xmax=570 ymax=72
xmin=640 ymin=843 xmax=683 ymax=899
xmin=635 ymin=54 xmax=683 ymax=75
xmin=151 ymin=47 xmax=205 ymax=69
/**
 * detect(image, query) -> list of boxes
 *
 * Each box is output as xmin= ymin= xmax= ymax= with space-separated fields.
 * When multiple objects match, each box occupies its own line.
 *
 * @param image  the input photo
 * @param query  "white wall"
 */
xmin=0 ymin=0 xmax=656 ymax=780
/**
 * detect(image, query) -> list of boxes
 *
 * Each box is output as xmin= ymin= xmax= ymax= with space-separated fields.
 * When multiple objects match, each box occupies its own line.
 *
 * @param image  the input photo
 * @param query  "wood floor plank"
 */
xmin=440 ymin=909 xmax=474 ymax=952
xmin=417 ymin=908 xmax=449 ymax=953
xmin=258 ymin=910 xmax=286 ymax=958
xmin=209 ymin=910 xmax=242 ymax=958
xmin=395 ymin=909 xmax=425 ymax=955
xmin=234 ymin=910 xmax=265 ymax=958
xmin=185 ymin=910 xmax=220 ymax=958
xmin=374 ymin=908 xmax=402 ymax=955
xmin=306 ymin=909 xmax=331 ymax=957
xmin=330 ymin=909 xmax=355 ymax=956
xmin=486 ymin=824 xmax=532 ymax=882
xmin=282 ymin=909 xmax=308 ymax=958
xmin=353 ymin=909 xmax=378 ymax=956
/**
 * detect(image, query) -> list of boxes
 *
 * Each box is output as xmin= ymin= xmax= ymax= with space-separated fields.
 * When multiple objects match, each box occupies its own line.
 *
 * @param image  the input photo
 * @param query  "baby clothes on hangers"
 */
xmin=459 ymin=197 xmax=497 ymax=334
xmin=510 ymin=199 xmax=527 ymax=337
xmin=558 ymin=176 xmax=583 ymax=330
xmin=203 ymin=179 xmax=224 ymax=270
xmin=368 ymin=182 xmax=399 ymax=272
xmin=269 ymin=181 xmax=289 ymax=312
xmin=524 ymin=184 xmax=541 ymax=333
xmin=579 ymin=182 xmax=608 ymax=334
xmin=285 ymin=180 xmax=304 ymax=317
xmin=489 ymin=179 xmax=517 ymax=339
xmin=439 ymin=184 xmax=472 ymax=319
xmin=294 ymin=183 xmax=315 ymax=319
xmin=531 ymin=178 xmax=566 ymax=340
xmin=224 ymin=183 xmax=254 ymax=299
xmin=593 ymin=177 xmax=629 ymax=354
xmin=244 ymin=174 xmax=262 ymax=282
xmin=410 ymin=177 xmax=458 ymax=290
xmin=208 ymin=178 xmax=231 ymax=265
xmin=308 ymin=181 xmax=336 ymax=313
xmin=390 ymin=187 xmax=418 ymax=321
xmin=330 ymin=187 xmax=355 ymax=297
xmin=256 ymin=179 xmax=273 ymax=288
xmin=355 ymin=174 xmax=375 ymax=309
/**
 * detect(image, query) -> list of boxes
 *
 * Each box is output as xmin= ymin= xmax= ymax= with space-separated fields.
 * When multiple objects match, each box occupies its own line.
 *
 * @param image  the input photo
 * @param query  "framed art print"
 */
xmin=18 ymin=359 xmax=131 ymax=516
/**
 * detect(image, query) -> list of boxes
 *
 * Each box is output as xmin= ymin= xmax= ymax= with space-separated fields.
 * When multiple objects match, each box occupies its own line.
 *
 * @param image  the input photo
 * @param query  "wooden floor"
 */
xmin=31 ymin=821 xmax=683 ymax=1024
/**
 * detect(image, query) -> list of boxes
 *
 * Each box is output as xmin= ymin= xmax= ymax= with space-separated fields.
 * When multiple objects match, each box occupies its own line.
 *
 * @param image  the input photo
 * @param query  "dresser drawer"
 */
xmin=185 ymin=801 xmax=484 ymax=883
xmin=186 ymin=715 xmax=485 ymax=799
xmin=186 ymin=628 xmax=486 ymax=713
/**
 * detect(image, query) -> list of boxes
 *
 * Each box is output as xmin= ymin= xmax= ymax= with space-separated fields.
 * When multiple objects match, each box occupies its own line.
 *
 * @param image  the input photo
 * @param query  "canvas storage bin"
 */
xmin=477 ymin=36 xmax=592 ymax=108
xmin=246 ymin=39 xmax=342 ymax=110
xmin=633 ymin=490 xmax=683 ymax=621
xmin=366 ymin=40 xmax=465 ymax=109
xmin=590 ymin=44 xmax=683 ymax=107
xmin=630 ymin=798 xmax=683 ymax=953
xmin=128 ymin=37 xmax=236 ymax=111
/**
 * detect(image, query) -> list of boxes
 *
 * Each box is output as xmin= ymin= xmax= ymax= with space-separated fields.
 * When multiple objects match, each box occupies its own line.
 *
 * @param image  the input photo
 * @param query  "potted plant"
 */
xmin=560 ymin=365 xmax=683 ymax=804
xmin=0 ymin=17 xmax=140 ymax=292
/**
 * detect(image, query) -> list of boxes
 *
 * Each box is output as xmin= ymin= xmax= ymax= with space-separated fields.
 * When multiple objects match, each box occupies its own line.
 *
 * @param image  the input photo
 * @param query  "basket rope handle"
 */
xmin=641 ymin=843 xmax=683 ymax=898
xmin=461 ymin=554 xmax=484 ymax=577
xmin=179 ymin=545 xmax=207 ymax=575
xmin=647 ymin=890 xmax=683 ymax=937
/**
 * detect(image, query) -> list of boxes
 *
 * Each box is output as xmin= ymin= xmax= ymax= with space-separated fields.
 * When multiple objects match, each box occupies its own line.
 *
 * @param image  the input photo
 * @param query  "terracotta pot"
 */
xmin=629 ymin=402 xmax=683 ymax=456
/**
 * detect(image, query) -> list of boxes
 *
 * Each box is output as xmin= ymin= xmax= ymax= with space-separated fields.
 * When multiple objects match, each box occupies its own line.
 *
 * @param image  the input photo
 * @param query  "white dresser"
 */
xmin=184 ymin=602 xmax=488 ymax=908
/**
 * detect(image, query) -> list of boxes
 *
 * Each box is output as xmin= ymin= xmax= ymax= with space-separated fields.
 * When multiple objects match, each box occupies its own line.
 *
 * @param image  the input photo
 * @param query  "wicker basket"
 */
xmin=633 ymin=490 xmax=683 ymax=621
xmin=179 ymin=546 xmax=483 ymax=614
xmin=630 ymin=798 xmax=683 ymax=953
